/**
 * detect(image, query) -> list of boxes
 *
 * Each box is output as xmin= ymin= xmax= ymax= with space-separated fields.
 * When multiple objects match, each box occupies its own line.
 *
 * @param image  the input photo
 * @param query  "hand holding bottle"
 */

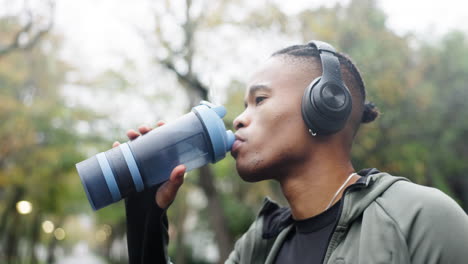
xmin=112 ymin=121 xmax=186 ymax=209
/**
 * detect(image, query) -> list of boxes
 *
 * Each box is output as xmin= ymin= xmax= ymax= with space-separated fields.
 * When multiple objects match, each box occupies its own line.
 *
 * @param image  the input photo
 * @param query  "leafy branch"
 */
xmin=0 ymin=1 xmax=55 ymax=58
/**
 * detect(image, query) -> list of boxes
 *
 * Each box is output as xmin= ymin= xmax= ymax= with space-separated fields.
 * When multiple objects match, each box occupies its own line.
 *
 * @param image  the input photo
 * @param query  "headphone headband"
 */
xmin=308 ymin=40 xmax=336 ymax=53
xmin=307 ymin=40 xmax=344 ymax=85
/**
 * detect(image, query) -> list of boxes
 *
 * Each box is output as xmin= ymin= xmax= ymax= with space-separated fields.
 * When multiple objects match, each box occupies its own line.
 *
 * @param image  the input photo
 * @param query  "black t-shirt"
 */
xmin=274 ymin=200 xmax=341 ymax=264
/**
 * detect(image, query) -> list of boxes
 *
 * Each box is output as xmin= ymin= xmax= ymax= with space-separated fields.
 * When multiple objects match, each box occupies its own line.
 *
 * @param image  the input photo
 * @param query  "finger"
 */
xmin=156 ymin=120 xmax=166 ymax=127
xmin=156 ymin=164 xmax=186 ymax=209
xmin=138 ymin=125 xmax=152 ymax=135
xmin=112 ymin=141 xmax=121 ymax=148
xmin=126 ymin=129 xmax=140 ymax=140
xmin=169 ymin=164 xmax=186 ymax=184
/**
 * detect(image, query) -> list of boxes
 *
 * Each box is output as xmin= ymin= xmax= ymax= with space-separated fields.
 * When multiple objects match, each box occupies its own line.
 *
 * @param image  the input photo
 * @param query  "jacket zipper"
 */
xmin=320 ymin=180 xmax=368 ymax=264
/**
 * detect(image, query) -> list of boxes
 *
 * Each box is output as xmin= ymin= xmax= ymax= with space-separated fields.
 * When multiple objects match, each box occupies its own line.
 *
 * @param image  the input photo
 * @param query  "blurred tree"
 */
xmin=0 ymin=7 xmax=105 ymax=263
xmin=0 ymin=0 xmax=54 ymax=58
xmin=415 ymin=32 xmax=468 ymax=208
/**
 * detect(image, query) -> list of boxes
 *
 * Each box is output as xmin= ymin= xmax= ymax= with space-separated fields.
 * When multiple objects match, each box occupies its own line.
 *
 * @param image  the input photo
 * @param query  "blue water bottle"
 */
xmin=76 ymin=101 xmax=235 ymax=210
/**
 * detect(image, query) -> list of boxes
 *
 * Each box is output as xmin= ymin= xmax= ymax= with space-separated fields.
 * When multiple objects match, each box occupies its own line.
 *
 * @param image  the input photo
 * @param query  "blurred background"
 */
xmin=1 ymin=0 xmax=468 ymax=263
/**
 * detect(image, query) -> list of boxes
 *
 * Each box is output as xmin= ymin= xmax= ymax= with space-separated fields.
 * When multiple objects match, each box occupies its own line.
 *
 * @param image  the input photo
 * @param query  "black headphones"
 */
xmin=301 ymin=40 xmax=352 ymax=136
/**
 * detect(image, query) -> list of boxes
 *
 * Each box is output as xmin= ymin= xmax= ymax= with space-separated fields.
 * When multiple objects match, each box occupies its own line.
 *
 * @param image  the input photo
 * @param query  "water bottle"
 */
xmin=76 ymin=101 xmax=235 ymax=210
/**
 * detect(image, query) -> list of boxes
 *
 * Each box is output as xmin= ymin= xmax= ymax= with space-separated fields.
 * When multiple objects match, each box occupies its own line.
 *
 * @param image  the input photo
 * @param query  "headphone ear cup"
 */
xmin=301 ymin=77 xmax=321 ymax=134
xmin=302 ymin=78 xmax=352 ymax=135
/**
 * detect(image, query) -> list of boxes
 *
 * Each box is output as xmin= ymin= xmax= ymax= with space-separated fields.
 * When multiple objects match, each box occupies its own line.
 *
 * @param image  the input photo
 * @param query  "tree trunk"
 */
xmin=5 ymin=210 xmax=20 ymax=263
xmin=1 ymin=186 xmax=24 ymax=263
xmin=174 ymin=189 xmax=188 ymax=264
xmin=29 ymin=212 xmax=41 ymax=264
xmin=198 ymin=166 xmax=233 ymax=262
xmin=0 ymin=186 xmax=24 ymax=236
xmin=46 ymin=218 xmax=64 ymax=264
xmin=46 ymin=235 xmax=58 ymax=264
xmin=155 ymin=1 xmax=234 ymax=259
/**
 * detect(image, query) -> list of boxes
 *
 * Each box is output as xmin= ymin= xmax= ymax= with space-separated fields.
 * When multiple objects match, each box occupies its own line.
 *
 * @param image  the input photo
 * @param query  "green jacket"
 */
xmin=225 ymin=171 xmax=468 ymax=264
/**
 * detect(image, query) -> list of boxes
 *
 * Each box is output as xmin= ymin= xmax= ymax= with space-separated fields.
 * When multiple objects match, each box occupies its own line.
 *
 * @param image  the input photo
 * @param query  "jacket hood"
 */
xmin=338 ymin=170 xmax=409 ymax=227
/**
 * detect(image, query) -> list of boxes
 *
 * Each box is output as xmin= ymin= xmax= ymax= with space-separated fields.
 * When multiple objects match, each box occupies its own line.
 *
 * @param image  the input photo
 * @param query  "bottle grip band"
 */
xmin=120 ymin=143 xmax=145 ymax=192
xmin=96 ymin=153 xmax=121 ymax=202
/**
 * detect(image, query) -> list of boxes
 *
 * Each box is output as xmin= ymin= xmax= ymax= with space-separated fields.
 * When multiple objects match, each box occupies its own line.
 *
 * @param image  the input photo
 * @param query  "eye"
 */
xmin=255 ymin=96 xmax=267 ymax=105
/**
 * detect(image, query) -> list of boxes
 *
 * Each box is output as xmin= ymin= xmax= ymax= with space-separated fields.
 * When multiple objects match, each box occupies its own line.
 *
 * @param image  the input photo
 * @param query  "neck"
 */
xmin=278 ymin=147 xmax=358 ymax=220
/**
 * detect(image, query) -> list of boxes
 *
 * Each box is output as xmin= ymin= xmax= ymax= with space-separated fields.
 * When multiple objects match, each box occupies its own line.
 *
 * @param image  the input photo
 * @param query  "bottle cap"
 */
xmin=193 ymin=101 xmax=235 ymax=162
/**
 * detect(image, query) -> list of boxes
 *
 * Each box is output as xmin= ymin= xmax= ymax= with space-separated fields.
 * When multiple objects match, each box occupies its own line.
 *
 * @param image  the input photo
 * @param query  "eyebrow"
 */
xmin=248 ymin=84 xmax=272 ymax=96
xmin=244 ymin=84 xmax=272 ymax=107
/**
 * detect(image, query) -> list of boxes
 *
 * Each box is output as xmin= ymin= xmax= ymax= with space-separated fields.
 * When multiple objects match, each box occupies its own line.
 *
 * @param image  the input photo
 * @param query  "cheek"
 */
xmin=257 ymin=103 xmax=309 ymax=154
xmin=269 ymin=107 xmax=310 ymax=147
xmin=236 ymin=110 xmax=311 ymax=180
xmin=273 ymin=110 xmax=312 ymax=156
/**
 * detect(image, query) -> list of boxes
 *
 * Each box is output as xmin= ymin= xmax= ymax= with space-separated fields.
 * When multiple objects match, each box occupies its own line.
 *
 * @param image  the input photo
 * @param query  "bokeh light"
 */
xmin=16 ymin=200 xmax=32 ymax=215
xmin=54 ymin=228 xmax=66 ymax=240
xmin=42 ymin=220 xmax=55 ymax=234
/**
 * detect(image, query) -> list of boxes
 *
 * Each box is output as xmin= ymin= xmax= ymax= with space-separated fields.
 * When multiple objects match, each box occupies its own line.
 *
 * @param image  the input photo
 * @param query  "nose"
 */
xmin=233 ymin=109 xmax=250 ymax=131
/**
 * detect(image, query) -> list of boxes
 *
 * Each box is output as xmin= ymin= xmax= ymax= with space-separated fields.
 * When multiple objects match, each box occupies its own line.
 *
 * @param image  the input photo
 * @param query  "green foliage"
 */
xmin=0 ymin=16 xmax=109 ymax=263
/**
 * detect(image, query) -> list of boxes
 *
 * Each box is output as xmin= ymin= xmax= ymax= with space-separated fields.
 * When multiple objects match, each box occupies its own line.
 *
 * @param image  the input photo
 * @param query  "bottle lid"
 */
xmin=192 ymin=101 xmax=235 ymax=162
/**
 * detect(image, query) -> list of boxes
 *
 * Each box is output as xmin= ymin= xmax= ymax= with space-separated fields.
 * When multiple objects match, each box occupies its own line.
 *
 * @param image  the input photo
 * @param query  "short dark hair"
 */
xmin=271 ymin=44 xmax=379 ymax=133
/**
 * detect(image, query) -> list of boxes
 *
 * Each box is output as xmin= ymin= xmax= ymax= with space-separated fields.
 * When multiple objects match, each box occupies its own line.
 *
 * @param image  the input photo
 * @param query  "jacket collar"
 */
xmin=259 ymin=168 xmax=386 ymax=239
xmin=259 ymin=169 xmax=410 ymax=264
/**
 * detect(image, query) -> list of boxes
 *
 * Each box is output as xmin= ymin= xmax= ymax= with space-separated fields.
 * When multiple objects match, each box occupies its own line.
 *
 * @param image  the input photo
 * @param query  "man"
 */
xmin=117 ymin=41 xmax=468 ymax=263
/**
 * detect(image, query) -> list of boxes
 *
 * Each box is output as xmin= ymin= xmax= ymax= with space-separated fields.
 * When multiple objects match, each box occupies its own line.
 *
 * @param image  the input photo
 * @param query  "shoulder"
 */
xmin=374 ymin=176 xmax=468 ymax=262
xmin=377 ymin=178 xmax=467 ymax=225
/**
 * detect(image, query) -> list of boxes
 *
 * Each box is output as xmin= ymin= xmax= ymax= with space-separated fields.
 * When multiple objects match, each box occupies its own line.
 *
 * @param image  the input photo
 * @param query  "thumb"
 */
xmin=156 ymin=164 xmax=186 ymax=209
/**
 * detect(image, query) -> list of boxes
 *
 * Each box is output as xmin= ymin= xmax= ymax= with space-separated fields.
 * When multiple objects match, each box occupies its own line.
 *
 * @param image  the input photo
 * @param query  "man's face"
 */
xmin=231 ymin=56 xmax=319 ymax=182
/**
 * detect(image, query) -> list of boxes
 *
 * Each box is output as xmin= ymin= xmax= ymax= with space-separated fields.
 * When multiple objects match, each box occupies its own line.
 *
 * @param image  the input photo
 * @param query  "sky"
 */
xmin=379 ymin=0 xmax=468 ymax=36
xmin=3 ymin=0 xmax=468 ymax=85
xmin=49 ymin=0 xmax=468 ymax=78
xmin=3 ymin=0 xmax=468 ymax=127
xmin=275 ymin=0 xmax=468 ymax=36
xmin=48 ymin=0 xmax=468 ymax=128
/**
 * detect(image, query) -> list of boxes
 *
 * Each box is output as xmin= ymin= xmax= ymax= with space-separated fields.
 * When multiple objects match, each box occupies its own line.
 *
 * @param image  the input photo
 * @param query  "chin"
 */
xmin=235 ymin=159 xmax=275 ymax=183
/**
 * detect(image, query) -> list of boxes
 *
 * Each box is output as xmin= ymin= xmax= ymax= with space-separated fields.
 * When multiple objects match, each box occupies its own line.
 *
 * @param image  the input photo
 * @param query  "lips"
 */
xmin=231 ymin=135 xmax=246 ymax=157
xmin=231 ymin=140 xmax=243 ymax=152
